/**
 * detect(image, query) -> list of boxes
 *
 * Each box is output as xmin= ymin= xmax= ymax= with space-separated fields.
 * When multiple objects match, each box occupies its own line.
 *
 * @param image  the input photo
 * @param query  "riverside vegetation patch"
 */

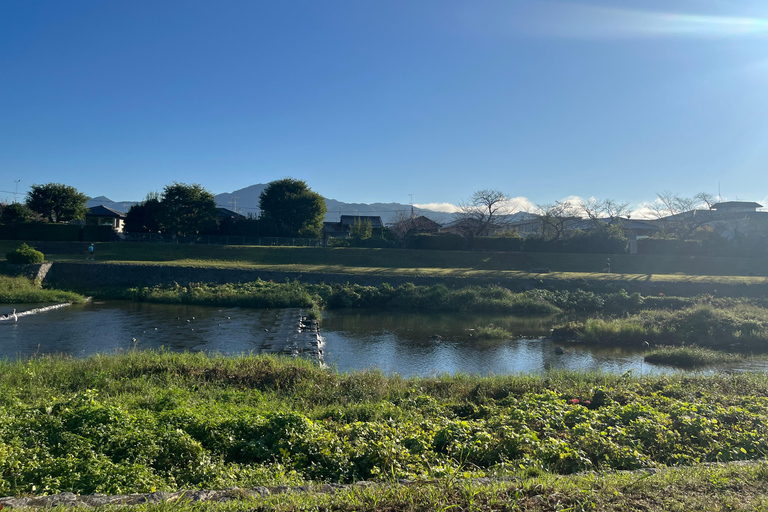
xmin=2 ymin=352 xmax=768 ymax=496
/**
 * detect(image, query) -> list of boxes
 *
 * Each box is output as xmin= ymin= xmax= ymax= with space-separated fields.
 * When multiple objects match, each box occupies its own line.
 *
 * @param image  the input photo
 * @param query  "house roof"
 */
xmin=339 ymin=215 xmax=383 ymax=228
xmin=87 ymin=205 xmax=126 ymax=218
xmin=711 ymin=201 xmax=763 ymax=210
xmin=216 ymin=207 xmax=247 ymax=220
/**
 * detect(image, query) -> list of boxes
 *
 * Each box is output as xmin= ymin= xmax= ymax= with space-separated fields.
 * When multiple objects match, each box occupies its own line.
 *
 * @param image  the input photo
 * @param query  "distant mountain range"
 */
xmin=86 ymin=184 xmax=459 ymax=224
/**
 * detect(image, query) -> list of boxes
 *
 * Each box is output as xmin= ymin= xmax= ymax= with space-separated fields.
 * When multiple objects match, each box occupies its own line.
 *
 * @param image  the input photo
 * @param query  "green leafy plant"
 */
xmin=5 ymin=243 xmax=44 ymax=264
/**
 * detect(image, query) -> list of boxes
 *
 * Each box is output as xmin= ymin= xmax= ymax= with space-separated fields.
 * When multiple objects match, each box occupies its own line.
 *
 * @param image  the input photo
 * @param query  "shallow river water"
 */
xmin=1 ymin=302 xmax=764 ymax=377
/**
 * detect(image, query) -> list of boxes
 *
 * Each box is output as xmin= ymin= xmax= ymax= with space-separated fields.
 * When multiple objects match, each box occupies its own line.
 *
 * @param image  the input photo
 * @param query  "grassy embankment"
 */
xmin=2 ymin=351 xmax=768 ymax=503
xmin=0 ymin=275 xmax=86 ymax=304
xmin=5 ymin=239 xmax=768 ymax=277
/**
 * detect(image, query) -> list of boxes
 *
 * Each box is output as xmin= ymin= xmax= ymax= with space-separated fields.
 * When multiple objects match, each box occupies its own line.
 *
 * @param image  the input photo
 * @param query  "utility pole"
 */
xmin=13 ymin=180 xmax=20 ymax=203
xmin=409 ymin=193 xmax=414 ymax=218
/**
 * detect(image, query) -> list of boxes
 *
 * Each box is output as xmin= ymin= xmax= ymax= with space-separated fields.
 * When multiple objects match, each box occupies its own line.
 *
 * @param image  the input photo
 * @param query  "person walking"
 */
xmin=87 ymin=243 xmax=94 ymax=260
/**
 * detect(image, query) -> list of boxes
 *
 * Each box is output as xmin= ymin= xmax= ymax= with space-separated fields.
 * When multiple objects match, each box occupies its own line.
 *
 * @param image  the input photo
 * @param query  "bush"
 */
xmin=5 ymin=243 xmax=44 ymax=264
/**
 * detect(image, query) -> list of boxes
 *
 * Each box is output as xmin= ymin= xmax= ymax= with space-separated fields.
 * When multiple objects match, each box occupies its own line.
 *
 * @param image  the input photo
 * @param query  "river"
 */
xmin=0 ymin=301 xmax=760 ymax=376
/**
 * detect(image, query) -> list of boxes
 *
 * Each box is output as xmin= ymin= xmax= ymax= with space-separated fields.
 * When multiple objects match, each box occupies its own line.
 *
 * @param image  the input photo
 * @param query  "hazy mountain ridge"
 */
xmin=86 ymin=184 xmax=458 ymax=224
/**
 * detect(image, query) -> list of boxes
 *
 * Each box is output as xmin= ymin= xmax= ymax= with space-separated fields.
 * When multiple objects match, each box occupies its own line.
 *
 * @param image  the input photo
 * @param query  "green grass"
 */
xmin=3 ymin=351 xmax=768 ymax=496
xmin=473 ymin=324 xmax=514 ymax=339
xmin=7 ymin=240 xmax=768 ymax=276
xmin=644 ymin=346 xmax=746 ymax=367
xmin=11 ymin=462 xmax=768 ymax=511
xmin=0 ymin=275 xmax=86 ymax=304
xmin=563 ymin=301 xmax=768 ymax=351
xmin=84 ymin=281 xmax=563 ymax=317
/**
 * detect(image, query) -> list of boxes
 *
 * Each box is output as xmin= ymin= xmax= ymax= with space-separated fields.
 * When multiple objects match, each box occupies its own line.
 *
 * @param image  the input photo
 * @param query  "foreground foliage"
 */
xmin=2 ymin=352 xmax=768 ymax=496
xmin=59 ymin=462 xmax=768 ymax=512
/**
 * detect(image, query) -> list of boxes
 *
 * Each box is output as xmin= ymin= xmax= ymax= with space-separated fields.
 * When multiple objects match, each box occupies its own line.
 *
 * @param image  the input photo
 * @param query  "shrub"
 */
xmin=5 ymin=243 xmax=44 ymax=264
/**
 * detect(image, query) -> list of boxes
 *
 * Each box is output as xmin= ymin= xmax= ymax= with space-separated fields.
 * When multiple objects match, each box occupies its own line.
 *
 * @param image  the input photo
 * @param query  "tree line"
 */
xmin=0 ymin=178 xmax=327 ymax=239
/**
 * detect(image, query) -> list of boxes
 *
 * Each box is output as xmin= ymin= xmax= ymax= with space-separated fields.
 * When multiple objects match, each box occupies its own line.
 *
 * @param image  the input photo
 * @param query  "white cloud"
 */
xmin=506 ymin=196 xmax=537 ymax=212
xmin=413 ymin=202 xmax=460 ymax=213
xmin=540 ymin=5 xmax=768 ymax=39
xmin=460 ymin=2 xmax=768 ymax=41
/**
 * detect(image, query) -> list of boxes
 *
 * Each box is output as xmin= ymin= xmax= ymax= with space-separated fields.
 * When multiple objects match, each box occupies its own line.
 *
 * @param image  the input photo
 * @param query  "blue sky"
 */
xmin=2 ymin=0 xmax=768 ymax=213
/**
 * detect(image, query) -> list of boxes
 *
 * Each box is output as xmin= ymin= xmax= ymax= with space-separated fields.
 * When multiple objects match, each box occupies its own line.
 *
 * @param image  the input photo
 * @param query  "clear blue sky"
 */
xmin=2 ymin=0 xmax=768 ymax=211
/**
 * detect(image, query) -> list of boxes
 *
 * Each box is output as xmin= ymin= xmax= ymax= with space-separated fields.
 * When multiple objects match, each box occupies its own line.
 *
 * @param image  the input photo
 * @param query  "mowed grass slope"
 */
xmin=4 ymin=240 xmax=768 ymax=277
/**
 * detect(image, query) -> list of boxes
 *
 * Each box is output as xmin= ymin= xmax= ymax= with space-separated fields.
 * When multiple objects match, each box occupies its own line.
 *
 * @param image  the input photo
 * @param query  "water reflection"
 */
xmin=2 ymin=302 xmax=765 ymax=378
xmin=0 ymin=301 xmax=275 ymax=359
xmin=321 ymin=310 xmax=662 ymax=377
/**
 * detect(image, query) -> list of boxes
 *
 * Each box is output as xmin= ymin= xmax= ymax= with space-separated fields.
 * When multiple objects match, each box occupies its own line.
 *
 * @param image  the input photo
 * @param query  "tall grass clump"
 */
xmin=0 ymin=276 xmax=86 ymax=304
xmin=557 ymin=303 xmax=768 ymax=351
xmin=127 ymin=280 xmax=317 ymax=311
xmin=473 ymin=324 xmax=514 ymax=339
xmin=644 ymin=346 xmax=745 ymax=368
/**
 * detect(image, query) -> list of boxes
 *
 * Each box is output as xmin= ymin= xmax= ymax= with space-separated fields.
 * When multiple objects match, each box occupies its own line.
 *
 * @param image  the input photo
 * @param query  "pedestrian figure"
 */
xmin=87 ymin=244 xmax=94 ymax=260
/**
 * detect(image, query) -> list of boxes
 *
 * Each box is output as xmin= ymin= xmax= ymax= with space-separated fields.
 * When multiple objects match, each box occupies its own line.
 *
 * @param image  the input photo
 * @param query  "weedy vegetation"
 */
xmin=2 ymin=352 xmax=768 ymax=497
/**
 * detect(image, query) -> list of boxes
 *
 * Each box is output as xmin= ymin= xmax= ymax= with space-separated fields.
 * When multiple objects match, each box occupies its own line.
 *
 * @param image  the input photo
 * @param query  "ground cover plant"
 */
xmin=0 ymin=275 xmax=86 ymax=304
xmin=3 ymin=351 xmax=768 ymax=496
xmin=50 ymin=462 xmax=768 ymax=511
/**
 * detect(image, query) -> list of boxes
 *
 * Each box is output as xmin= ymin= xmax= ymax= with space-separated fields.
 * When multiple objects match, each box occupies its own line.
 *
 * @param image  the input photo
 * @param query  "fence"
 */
xmin=117 ymin=232 xmax=324 ymax=247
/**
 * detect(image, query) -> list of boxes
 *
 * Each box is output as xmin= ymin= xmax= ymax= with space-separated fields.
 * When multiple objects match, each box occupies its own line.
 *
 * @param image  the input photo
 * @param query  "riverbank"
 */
xmin=2 ymin=351 xmax=768 ymax=497
xmin=39 ymin=260 xmax=768 ymax=298
xmin=0 ymin=275 xmax=86 ymax=304
xmin=4 ymin=461 xmax=768 ymax=510
xmin=5 ymin=240 xmax=768 ymax=276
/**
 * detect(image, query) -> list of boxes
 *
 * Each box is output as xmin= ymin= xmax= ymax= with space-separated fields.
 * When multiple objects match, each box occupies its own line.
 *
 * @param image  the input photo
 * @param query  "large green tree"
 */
xmin=0 ymin=203 xmax=36 ymax=225
xmin=159 ymin=182 xmax=218 ymax=236
xmin=258 ymin=178 xmax=326 ymax=237
xmin=125 ymin=193 xmax=164 ymax=233
xmin=25 ymin=183 xmax=88 ymax=223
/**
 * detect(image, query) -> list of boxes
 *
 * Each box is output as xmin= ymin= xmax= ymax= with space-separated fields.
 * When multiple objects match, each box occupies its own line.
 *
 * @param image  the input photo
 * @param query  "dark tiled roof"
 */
xmin=87 ymin=205 xmax=126 ymax=218
xmin=712 ymin=201 xmax=763 ymax=210
xmin=216 ymin=207 xmax=247 ymax=220
xmin=339 ymin=215 xmax=383 ymax=228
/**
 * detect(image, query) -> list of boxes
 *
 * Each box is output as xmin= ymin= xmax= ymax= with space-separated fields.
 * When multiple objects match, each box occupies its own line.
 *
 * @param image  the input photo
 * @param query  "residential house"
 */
xmin=84 ymin=205 xmax=126 ymax=233
xmin=387 ymin=215 xmax=442 ymax=237
xmin=216 ymin=207 xmax=247 ymax=221
xmin=323 ymin=215 xmax=384 ymax=241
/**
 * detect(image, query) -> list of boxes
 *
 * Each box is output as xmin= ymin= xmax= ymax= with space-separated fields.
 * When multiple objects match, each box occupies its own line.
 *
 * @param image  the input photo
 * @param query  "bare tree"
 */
xmin=454 ymin=189 xmax=512 ymax=237
xmin=388 ymin=210 xmax=442 ymax=245
xmin=648 ymin=191 xmax=712 ymax=238
xmin=582 ymin=198 xmax=630 ymax=227
xmin=695 ymin=192 xmax=717 ymax=210
xmin=388 ymin=210 xmax=417 ymax=242
xmin=537 ymin=200 xmax=581 ymax=242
